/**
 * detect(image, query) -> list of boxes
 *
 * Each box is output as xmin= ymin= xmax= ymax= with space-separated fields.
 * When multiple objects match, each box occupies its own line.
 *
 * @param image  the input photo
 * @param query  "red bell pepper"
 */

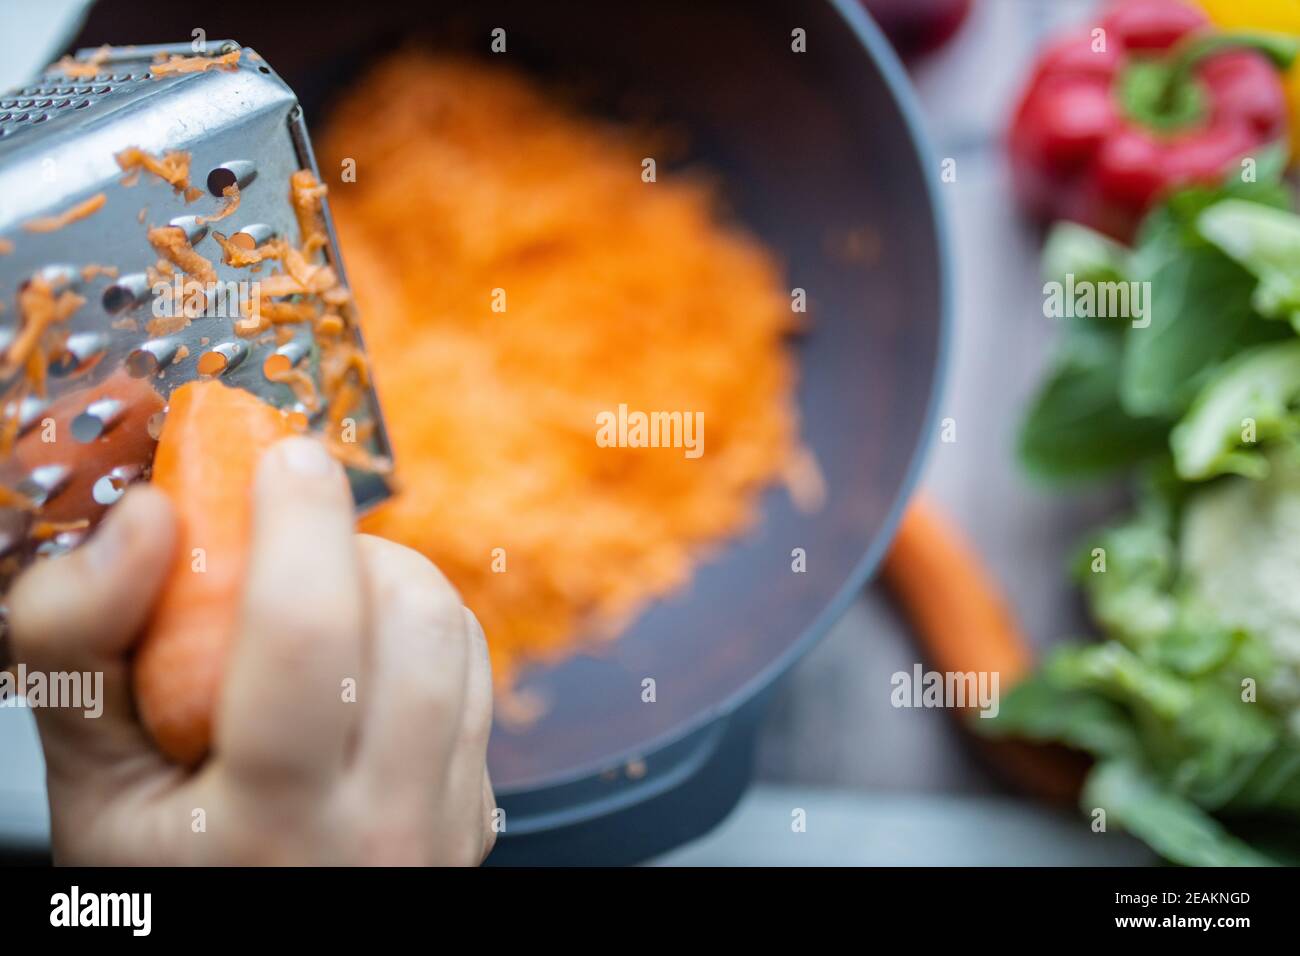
xmin=1009 ymin=0 xmax=1297 ymax=241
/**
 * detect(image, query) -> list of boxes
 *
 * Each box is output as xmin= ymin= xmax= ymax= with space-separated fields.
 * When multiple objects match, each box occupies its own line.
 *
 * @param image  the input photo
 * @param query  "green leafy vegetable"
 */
xmin=989 ymin=674 xmax=1140 ymax=758
xmin=1084 ymin=760 xmax=1278 ymax=867
xmin=1074 ymin=507 xmax=1178 ymax=647
xmin=994 ymin=165 xmax=1300 ymax=867
xmin=1018 ymin=328 xmax=1168 ymax=481
xmin=1198 ymin=198 xmax=1300 ymax=327
xmin=1170 ymin=340 xmax=1300 ymax=480
xmin=1042 ymin=221 xmax=1131 ymax=288
xmin=1120 ymin=244 xmax=1286 ymax=418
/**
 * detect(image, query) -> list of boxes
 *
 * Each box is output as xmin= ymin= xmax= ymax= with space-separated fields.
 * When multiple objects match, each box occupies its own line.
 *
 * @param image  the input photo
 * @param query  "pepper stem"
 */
xmin=1120 ymin=30 xmax=1299 ymax=134
xmin=1158 ymin=31 xmax=1299 ymax=114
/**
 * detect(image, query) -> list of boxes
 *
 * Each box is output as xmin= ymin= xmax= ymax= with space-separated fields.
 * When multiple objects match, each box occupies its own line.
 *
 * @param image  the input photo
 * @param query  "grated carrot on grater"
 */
xmin=22 ymin=193 xmax=107 ymax=233
xmin=116 ymin=147 xmax=203 ymax=202
xmin=150 ymin=50 xmax=241 ymax=77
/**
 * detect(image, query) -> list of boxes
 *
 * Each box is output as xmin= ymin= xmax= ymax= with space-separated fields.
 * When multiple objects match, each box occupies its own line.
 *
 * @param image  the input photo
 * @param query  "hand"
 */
xmin=9 ymin=437 xmax=496 ymax=865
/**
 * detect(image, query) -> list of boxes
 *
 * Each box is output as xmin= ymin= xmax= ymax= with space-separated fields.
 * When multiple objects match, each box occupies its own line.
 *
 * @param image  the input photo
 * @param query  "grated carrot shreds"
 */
xmin=197 ymin=184 xmax=240 ymax=225
xmin=259 ymin=300 xmax=317 ymax=325
xmin=150 ymin=49 xmax=241 ymax=77
xmin=147 ymin=225 xmax=217 ymax=285
xmin=323 ymin=55 xmax=806 ymax=688
xmin=0 ymin=238 xmax=13 ymax=255
xmin=289 ymin=170 xmax=329 ymax=255
xmin=30 ymin=518 xmax=90 ymax=541
xmin=116 ymin=147 xmax=203 ymax=202
xmin=0 ymin=484 xmax=36 ymax=511
xmin=264 ymin=364 xmax=320 ymax=412
xmin=2 ymin=278 xmax=83 ymax=383
xmin=48 ymin=45 xmax=111 ymax=80
xmin=81 ymin=263 xmax=119 ymax=281
xmin=22 ymin=193 xmax=106 ymax=233
xmin=146 ymin=314 xmax=190 ymax=338
xmin=0 ymin=277 xmax=84 ymax=456
xmin=212 ymin=231 xmax=283 ymax=268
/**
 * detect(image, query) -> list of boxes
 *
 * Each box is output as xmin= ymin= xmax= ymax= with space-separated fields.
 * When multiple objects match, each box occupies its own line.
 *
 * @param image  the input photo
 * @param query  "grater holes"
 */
xmin=12 ymin=397 xmax=48 ymax=436
xmin=16 ymin=465 xmax=70 ymax=508
xmin=197 ymin=341 xmax=247 ymax=376
xmin=92 ymin=466 xmax=142 ymax=506
xmin=71 ymin=399 xmax=124 ymax=443
xmin=127 ymin=338 xmax=181 ymax=378
xmin=49 ymin=331 xmax=109 ymax=378
xmin=92 ymin=474 xmax=127 ymax=506
xmin=103 ymin=274 xmax=150 ymax=315
xmin=207 ymin=161 xmax=257 ymax=196
xmin=102 ymin=285 xmax=135 ymax=314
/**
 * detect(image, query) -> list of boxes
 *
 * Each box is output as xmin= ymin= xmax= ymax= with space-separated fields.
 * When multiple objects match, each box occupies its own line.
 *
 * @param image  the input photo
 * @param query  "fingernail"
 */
xmin=275 ymin=437 xmax=335 ymax=477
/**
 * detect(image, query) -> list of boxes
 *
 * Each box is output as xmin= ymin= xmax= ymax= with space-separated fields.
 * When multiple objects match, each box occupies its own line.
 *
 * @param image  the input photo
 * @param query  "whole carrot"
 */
xmin=881 ymin=495 xmax=1032 ymax=691
xmin=134 ymin=379 xmax=294 ymax=764
xmin=882 ymin=496 xmax=1091 ymax=802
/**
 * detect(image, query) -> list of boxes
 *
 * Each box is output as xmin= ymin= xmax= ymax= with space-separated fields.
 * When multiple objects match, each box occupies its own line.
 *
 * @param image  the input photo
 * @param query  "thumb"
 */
xmin=8 ymin=485 xmax=176 ymax=769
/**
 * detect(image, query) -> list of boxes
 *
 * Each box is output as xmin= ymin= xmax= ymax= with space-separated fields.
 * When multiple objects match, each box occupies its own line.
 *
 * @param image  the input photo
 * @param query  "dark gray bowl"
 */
xmin=71 ymin=0 xmax=950 ymax=863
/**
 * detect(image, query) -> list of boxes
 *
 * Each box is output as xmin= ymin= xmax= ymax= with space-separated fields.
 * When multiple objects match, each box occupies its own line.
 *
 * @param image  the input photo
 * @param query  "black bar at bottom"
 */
xmin=0 ymin=865 xmax=1285 ymax=939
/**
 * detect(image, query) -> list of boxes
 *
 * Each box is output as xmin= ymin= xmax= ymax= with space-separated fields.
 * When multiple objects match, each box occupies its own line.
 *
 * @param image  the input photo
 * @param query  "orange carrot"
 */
xmin=881 ymin=495 xmax=1032 ymax=689
xmin=134 ymin=379 xmax=294 ymax=765
xmin=882 ymin=498 xmax=1090 ymax=801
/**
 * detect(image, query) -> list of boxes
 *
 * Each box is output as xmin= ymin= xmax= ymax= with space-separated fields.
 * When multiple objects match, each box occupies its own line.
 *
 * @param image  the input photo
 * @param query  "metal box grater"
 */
xmin=0 ymin=41 xmax=393 ymax=580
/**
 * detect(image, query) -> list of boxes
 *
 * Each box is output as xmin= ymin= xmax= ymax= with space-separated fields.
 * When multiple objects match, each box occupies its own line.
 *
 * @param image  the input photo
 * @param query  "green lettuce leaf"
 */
xmin=1084 ymin=759 xmax=1280 ymax=867
xmin=988 ymin=673 xmax=1140 ymax=759
xmin=1120 ymin=245 xmax=1287 ymax=418
xmin=1197 ymin=199 xmax=1300 ymax=328
xmin=1170 ymin=340 xmax=1300 ymax=480
xmin=1018 ymin=327 xmax=1169 ymax=482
